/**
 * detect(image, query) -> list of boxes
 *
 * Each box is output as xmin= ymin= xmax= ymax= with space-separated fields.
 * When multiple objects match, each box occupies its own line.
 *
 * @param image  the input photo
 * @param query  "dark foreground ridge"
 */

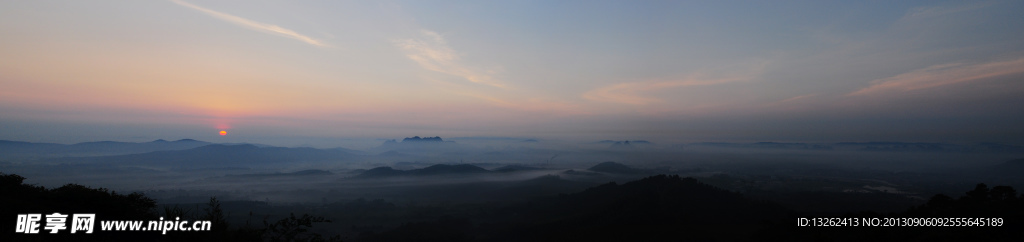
xmin=356 ymin=174 xmax=794 ymax=241
xmin=3 ymin=172 xmax=1023 ymax=241
xmin=358 ymin=175 xmax=1024 ymax=242
xmin=0 ymin=172 xmax=339 ymax=241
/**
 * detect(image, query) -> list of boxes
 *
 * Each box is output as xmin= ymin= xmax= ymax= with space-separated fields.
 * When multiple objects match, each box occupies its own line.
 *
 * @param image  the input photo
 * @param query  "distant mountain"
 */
xmin=494 ymin=165 xmax=544 ymax=172
xmin=370 ymin=136 xmax=462 ymax=154
xmin=448 ymin=136 xmax=534 ymax=141
xmin=219 ymin=142 xmax=277 ymax=148
xmin=290 ymin=169 xmax=333 ymax=175
xmin=994 ymin=158 xmax=1024 ymax=169
xmin=0 ymin=140 xmax=65 ymax=155
xmin=47 ymin=144 xmax=356 ymax=169
xmin=587 ymin=161 xmax=640 ymax=174
xmin=597 ymin=140 xmax=654 ymax=149
xmin=990 ymin=159 xmax=1024 ymax=177
xmin=972 ymin=143 xmax=1024 ymax=152
xmin=837 ymin=142 xmax=947 ymax=152
xmin=376 ymin=150 xmax=412 ymax=157
xmin=355 ymin=164 xmax=491 ymax=178
xmin=402 ymin=136 xmax=444 ymax=142
xmin=357 ymin=167 xmax=405 ymax=178
xmin=691 ymin=142 xmax=832 ymax=150
xmin=516 ymin=174 xmax=589 ymax=186
xmin=327 ymin=147 xmax=368 ymax=155
xmin=228 ymin=169 xmax=333 ymax=178
xmin=834 ymin=142 xmax=1024 ymax=153
xmin=0 ymin=139 xmax=212 ymax=159
xmin=562 ymin=169 xmax=603 ymax=176
xmin=597 ymin=140 xmax=650 ymax=144
xmin=71 ymin=139 xmax=212 ymax=154
xmin=687 ymin=141 xmax=1024 ymax=153
xmin=416 ymin=164 xmax=490 ymax=175
xmin=609 ymin=141 xmax=636 ymax=149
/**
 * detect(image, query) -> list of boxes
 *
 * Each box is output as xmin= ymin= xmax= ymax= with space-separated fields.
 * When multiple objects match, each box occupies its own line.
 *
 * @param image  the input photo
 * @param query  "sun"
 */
xmin=219 ymin=130 xmax=227 ymax=136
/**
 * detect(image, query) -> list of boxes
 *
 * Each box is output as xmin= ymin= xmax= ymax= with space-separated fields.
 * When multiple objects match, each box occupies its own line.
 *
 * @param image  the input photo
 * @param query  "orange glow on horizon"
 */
xmin=219 ymin=130 xmax=227 ymax=136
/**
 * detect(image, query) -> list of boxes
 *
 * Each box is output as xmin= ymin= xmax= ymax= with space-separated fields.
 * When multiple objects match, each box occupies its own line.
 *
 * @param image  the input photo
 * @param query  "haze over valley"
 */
xmin=3 ymin=0 xmax=1024 ymax=240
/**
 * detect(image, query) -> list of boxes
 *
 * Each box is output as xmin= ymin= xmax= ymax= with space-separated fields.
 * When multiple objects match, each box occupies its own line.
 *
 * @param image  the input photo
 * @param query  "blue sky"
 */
xmin=1 ymin=0 xmax=1022 ymax=146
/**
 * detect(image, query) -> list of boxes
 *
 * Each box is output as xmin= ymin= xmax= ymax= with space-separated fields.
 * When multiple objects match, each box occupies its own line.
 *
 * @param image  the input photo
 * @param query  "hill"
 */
xmin=587 ymin=161 xmax=640 ymax=174
xmin=355 ymin=164 xmax=492 ymax=178
xmin=0 ymin=139 xmax=211 ymax=159
xmin=360 ymin=175 xmax=795 ymax=241
xmin=47 ymin=144 xmax=356 ymax=169
xmin=370 ymin=136 xmax=462 ymax=154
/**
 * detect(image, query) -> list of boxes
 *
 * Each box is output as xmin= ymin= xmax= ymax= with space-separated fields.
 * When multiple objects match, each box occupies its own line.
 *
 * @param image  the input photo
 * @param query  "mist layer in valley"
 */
xmin=3 ymin=136 xmax=1024 ymax=239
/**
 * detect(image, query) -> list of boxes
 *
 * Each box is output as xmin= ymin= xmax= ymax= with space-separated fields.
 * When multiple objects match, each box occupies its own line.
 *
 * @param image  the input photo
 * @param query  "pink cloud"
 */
xmin=582 ymin=76 xmax=747 ymax=105
xmin=849 ymin=58 xmax=1024 ymax=96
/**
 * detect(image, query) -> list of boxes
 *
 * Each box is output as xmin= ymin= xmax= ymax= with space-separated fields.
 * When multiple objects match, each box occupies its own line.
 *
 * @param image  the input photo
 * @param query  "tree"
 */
xmin=203 ymin=197 xmax=228 ymax=232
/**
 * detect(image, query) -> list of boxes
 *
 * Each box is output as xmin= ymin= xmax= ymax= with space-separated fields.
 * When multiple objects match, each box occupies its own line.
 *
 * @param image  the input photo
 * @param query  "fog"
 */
xmin=4 ymin=137 xmax=1022 ymax=203
xmin=3 ymin=136 xmax=1024 ymax=239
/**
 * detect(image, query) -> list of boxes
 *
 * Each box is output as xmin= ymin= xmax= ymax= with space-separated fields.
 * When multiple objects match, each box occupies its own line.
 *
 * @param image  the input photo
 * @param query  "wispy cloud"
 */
xmin=904 ymin=2 xmax=993 ymax=19
xmin=395 ymin=30 xmax=506 ymax=89
xmin=582 ymin=75 xmax=749 ymax=105
xmin=463 ymin=92 xmax=581 ymax=114
xmin=170 ymin=0 xmax=330 ymax=48
xmin=775 ymin=94 xmax=818 ymax=104
xmin=422 ymin=77 xmax=582 ymax=115
xmin=849 ymin=58 xmax=1024 ymax=96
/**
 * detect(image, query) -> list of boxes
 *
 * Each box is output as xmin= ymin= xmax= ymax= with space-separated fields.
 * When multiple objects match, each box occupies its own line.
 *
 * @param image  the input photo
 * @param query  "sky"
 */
xmin=1 ymin=0 xmax=1023 ymax=147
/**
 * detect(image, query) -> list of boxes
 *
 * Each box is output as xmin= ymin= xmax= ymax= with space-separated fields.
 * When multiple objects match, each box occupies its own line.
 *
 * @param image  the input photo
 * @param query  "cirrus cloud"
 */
xmin=849 ymin=58 xmax=1024 ymax=96
xmin=582 ymin=76 xmax=747 ymax=105
xmin=170 ymin=0 xmax=331 ymax=48
xmin=394 ymin=30 xmax=507 ymax=89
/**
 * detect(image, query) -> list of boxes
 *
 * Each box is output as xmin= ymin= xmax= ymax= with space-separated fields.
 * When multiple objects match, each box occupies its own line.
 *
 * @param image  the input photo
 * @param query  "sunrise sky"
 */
xmin=2 ymin=1 xmax=1023 ymax=146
